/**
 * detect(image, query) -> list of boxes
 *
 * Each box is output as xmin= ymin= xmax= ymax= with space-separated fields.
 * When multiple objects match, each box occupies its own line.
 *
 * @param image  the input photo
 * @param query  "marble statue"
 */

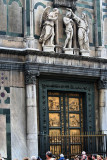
xmin=39 ymin=7 xmax=59 ymax=49
xmin=69 ymin=9 xmax=90 ymax=52
xmin=63 ymin=10 xmax=74 ymax=49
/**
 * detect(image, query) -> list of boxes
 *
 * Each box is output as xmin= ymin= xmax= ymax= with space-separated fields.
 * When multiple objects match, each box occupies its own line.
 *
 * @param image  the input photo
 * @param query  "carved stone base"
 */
xmin=73 ymin=48 xmax=79 ymax=55
xmin=43 ymin=45 xmax=55 ymax=52
xmin=96 ymin=47 xmax=107 ymax=59
xmin=81 ymin=50 xmax=90 ymax=56
xmin=24 ymin=37 xmax=39 ymax=50
xmin=63 ymin=48 xmax=73 ymax=55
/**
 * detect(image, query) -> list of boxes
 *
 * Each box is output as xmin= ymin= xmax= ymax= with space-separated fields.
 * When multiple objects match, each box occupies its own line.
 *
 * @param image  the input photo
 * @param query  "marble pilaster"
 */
xmin=25 ymin=0 xmax=38 ymax=49
xmin=26 ymin=72 xmax=38 ymax=157
xmin=98 ymin=77 xmax=107 ymax=134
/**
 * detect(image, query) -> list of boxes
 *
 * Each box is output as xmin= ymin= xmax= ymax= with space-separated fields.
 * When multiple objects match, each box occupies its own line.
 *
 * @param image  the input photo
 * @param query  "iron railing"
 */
xmin=39 ymin=133 xmax=107 ymax=159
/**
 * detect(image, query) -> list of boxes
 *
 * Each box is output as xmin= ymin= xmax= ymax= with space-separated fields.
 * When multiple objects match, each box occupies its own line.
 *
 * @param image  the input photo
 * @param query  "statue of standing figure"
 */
xmin=63 ymin=9 xmax=74 ymax=49
xmin=39 ymin=7 xmax=59 ymax=47
xmin=69 ymin=9 xmax=90 ymax=52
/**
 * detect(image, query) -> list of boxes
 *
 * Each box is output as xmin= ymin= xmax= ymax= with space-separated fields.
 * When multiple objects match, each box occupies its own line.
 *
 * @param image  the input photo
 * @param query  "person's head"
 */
xmin=46 ymin=151 xmax=53 ymax=159
xmin=92 ymin=155 xmax=97 ymax=160
xmin=23 ymin=157 xmax=29 ymax=160
xmin=31 ymin=156 xmax=38 ymax=160
xmin=75 ymin=155 xmax=79 ymax=160
xmin=82 ymin=151 xmax=86 ymax=160
xmin=81 ymin=12 xmax=86 ymax=20
xmin=66 ymin=11 xmax=71 ymax=18
xmin=60 ymin=154 xmax=64 ymax=158
xmin=53 ymin=8 xmax=59 ymax=14
xmin=97 ymin=155 xmax=101 ymax=160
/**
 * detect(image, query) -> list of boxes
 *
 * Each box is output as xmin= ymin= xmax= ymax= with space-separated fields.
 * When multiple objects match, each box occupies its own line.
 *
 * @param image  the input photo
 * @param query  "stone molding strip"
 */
xmin=0 ymin=48 xmax=107 ymax=63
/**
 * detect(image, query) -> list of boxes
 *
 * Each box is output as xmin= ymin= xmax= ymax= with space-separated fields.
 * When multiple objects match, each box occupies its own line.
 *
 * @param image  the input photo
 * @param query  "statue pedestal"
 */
xmin=63 ymin=48 xmax=73 ymax=55
xmin=81 ymin=50 xmax=90 ymax=56
xmin=43 ymin=45 xmax=55 ymax=52
xmin=74 ymin=48 xmax=79 ymax=55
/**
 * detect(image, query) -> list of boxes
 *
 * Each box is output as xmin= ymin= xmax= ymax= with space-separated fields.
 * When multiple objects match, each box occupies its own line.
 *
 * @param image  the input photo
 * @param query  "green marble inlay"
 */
xmin=76 ymin=3 xmax=94 ymax=9
xmin=103 ymin=15 xmax=107 ymax=20
xmin=5 ymin=87 xmax=10 ymax=93
xmin=103 ymin=9 xmax=107 ymax=12
xmin=8 ymin=32 xmax=24 ymax=37
xmin=0 ymin=109 xmax=11 ymax=160
xmin=79 ymin=0 xmax=93 ymax=2
xmin=102 ymin=2 xmax=107 ymax=6
xmin=34 ymin=2 xmax=46 ymax=9
xmin=5 ymin=97 xmax=10 ymax=104
xmin=6 ymin=115 xmax=10 ymax=123
xmin=26 ymin=0 xmax=30 ymax=36
xmin=96 ymin=0 xmax=102 ymax=46
xmin=8 ymin=0 xmax=22 ymax=7
xmin=3 ymin=0 xmax=7 ymax=4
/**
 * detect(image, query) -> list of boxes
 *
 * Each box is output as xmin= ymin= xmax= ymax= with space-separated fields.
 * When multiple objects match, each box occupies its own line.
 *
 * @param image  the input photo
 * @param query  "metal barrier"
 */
xmin=39 ymin=133 xmax=107 ymax=159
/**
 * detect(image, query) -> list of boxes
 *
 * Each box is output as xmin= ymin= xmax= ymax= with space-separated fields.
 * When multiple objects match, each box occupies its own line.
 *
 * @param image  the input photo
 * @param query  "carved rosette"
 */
xmin=25 ymin=70 xmax=40 ymax=85
xmin=98 ymin=77 xmax=107 ymax=89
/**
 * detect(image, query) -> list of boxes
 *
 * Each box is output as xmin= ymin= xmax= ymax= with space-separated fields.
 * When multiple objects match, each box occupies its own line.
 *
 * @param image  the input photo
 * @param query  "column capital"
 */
xmin=25 ymin=70 xmax=40 ymax=85
xmin=98 ymin=77 xmax=107 ymax=89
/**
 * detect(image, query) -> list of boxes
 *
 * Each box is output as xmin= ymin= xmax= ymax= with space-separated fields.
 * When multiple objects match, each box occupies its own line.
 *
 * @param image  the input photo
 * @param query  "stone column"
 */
xmin=26 ymin=72 xmax=38 ymax=157
xmin=25 ymin=0 xmax=38 ymax=49
xmin=98 ymin=77 xmax=107 ymax=134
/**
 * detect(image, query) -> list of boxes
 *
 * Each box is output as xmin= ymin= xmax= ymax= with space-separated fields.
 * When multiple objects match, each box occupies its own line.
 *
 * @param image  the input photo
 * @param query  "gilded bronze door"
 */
xmin=48 ymin=92 xmax=83 ymax=156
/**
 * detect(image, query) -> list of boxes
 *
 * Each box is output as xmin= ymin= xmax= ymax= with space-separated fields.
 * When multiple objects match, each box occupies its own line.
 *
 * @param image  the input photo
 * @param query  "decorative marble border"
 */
xmin=0 ymin=109 xmax=11 ymax=160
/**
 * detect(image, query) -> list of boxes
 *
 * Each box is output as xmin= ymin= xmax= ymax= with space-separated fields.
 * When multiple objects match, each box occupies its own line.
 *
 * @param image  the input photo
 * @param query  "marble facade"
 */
xmin=0 ymin=0 xmax=107 ymax=160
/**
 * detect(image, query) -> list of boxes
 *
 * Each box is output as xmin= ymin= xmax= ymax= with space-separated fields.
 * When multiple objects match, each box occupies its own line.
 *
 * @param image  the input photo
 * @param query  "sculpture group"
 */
xmin=39 ymin=6 xmax=90 ymax=55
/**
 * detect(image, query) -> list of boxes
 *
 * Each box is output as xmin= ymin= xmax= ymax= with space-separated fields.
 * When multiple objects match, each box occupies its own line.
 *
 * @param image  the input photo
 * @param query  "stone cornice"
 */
xmin=0 ymin=48 xmax=107 ymax=64
xmin=0 ymin=60 xmax=106 ymax=80
xmin=25 ymin=63 xmax=107 ymax=80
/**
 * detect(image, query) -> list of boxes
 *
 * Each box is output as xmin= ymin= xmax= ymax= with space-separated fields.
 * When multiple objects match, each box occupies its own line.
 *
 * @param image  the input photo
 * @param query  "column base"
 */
xmin=74 ymin=48 xmax=79 ymax=55
xmin=63 ymin=48 xmax=73 ymax=55
xmin=43 ymin=45 xmax=55 ymax=52
xmin=96 ymin=46 xmax=107 ymax=59
xmin=80 ymin=50 xmax=90 ymax=56
xmin=24 ymin=37 xmax=39 ymax=50
xmin=55 ymin=45 xmax=63 ymax=53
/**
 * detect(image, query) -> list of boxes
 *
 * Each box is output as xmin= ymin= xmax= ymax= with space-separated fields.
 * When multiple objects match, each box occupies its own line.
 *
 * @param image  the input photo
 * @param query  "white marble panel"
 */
xmin=10 ymin=87 xmax=27 ymax=160
xmin=0 ymin=115 xmax=7 ymax=158
xmin=8 ymin=2 xmax=22 ymax=33
xmin=0 ymin=0 xmax=7 ymax=31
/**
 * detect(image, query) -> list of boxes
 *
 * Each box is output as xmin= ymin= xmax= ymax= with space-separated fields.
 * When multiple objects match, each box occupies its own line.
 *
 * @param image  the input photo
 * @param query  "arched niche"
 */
xmin=0 ymin=0 xmax=7 ymax=32
xmin=33 ymin=2 xmax=46 ymax=39
xmin=8 ymin=1 xmax=23 ymax=34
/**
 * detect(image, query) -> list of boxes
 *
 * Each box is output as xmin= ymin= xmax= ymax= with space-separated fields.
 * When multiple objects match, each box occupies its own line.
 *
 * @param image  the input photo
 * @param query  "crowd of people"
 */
xmin=0 ymin=151 xmax=107 ymax=160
